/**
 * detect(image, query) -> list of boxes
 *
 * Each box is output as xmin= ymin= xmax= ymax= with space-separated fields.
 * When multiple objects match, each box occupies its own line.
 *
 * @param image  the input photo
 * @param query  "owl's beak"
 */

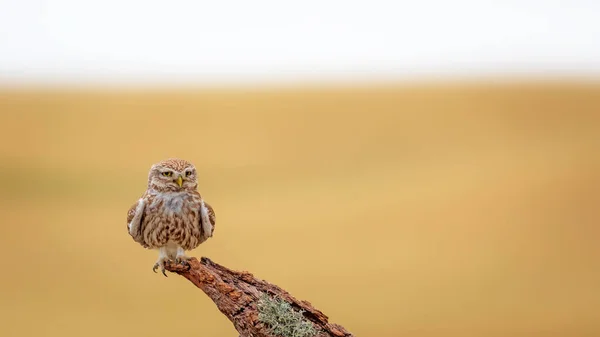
xmin=176 ymin=176 xmax=183 ymax=187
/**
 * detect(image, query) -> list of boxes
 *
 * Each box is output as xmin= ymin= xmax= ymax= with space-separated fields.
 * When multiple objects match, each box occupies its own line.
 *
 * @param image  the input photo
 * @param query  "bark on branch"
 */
xmin=165 ymin=257 xmax=354 ymax=337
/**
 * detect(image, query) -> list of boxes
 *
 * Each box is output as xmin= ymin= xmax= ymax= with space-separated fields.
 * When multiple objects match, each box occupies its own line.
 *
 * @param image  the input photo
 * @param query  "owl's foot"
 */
xmin=175 ymin=255 xmax=191 ymax=267
xmin=152 ymin=257 xmax=169 ymax=277
xmin=175 ymin=247 xmax=191 ymax=266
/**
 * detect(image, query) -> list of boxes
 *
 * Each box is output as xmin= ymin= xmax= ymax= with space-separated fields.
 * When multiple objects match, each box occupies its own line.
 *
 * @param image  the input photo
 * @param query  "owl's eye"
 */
xmin=161 ymin=171 xmax=173 ymax=177
xmin=185 ymin=171 xmax=193 ymax=177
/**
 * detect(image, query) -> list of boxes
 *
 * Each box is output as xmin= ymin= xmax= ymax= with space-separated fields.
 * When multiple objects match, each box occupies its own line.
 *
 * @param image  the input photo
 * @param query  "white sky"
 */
xmin=0 ymin=0 xmax=599 ymax=85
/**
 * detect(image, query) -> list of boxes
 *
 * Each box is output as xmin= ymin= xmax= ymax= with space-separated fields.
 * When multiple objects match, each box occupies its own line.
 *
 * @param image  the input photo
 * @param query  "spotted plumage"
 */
xmin=127 ymin=158 xmax=216 ymax=276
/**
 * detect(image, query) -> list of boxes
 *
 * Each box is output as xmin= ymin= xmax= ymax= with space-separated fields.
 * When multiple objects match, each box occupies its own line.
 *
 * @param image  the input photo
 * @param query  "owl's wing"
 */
xmin=199 ymin=200 xmax=216 ymax=243
xmin=127 ymin=198 xmax=146 ymax=243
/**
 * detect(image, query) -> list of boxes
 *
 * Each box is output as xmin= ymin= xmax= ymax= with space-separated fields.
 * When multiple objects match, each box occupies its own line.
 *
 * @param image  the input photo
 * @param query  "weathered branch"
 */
xmin=165 ymin=257 xmax=354 ymax=337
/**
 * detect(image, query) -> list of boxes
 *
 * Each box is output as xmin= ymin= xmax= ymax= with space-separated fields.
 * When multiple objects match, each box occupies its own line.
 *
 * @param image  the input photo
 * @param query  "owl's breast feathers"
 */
xmin=127 ymin=191 xmax=215 ymax=250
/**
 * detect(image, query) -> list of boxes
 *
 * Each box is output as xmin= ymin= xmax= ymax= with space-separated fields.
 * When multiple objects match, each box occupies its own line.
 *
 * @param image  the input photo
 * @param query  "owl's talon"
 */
xmin=153 ymin=258 xmax=168 ymax=276
xmin=175 ymin=252 xmax=191 ymax=266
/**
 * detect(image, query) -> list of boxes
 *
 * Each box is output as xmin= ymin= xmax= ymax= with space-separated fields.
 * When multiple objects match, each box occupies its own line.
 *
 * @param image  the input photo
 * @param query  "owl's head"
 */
xmin=147 ymin=158 xmax=198 ymax=192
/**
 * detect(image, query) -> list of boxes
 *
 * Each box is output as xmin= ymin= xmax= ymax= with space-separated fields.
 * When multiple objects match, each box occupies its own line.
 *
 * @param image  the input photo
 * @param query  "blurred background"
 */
xmin=1 ymin=1 xmax=599 ymax=337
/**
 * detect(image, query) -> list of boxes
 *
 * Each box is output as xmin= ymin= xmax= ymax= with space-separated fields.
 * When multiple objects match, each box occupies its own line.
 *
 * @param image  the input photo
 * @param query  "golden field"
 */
xmin=0 ymin=81 xmax=599 ymax=337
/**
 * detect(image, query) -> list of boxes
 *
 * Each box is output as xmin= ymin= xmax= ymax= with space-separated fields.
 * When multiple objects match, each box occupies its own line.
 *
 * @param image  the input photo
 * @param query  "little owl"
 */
xmin=126 ymin=158 xmax=216 ymax=276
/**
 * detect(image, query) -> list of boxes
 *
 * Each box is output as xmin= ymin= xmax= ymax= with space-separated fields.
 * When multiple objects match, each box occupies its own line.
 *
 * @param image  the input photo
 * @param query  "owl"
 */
xmin=127 ymin=158 xmax=216 ymax=276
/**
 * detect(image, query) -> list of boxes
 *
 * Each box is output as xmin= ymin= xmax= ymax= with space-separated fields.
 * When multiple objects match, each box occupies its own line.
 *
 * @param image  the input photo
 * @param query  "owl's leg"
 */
xmin=152 ymin=247 xmax=169 ymax=277
xmin=175 ymin=246 xmax=191 ymax=265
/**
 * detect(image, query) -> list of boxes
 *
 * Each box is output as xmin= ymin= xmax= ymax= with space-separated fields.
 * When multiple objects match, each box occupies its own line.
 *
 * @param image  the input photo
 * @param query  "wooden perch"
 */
xmin=165 ymin=257 xmax=354 ymax=337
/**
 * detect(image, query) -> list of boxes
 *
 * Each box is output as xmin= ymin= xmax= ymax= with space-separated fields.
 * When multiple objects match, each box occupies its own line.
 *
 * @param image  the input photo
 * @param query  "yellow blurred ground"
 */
xmin=0 ymin=81 xmax=599 ymax=337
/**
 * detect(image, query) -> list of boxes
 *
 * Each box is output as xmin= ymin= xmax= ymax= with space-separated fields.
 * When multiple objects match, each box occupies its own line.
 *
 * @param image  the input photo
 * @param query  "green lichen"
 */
xmin=257 ymin=293 xmax=318 ymax=337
